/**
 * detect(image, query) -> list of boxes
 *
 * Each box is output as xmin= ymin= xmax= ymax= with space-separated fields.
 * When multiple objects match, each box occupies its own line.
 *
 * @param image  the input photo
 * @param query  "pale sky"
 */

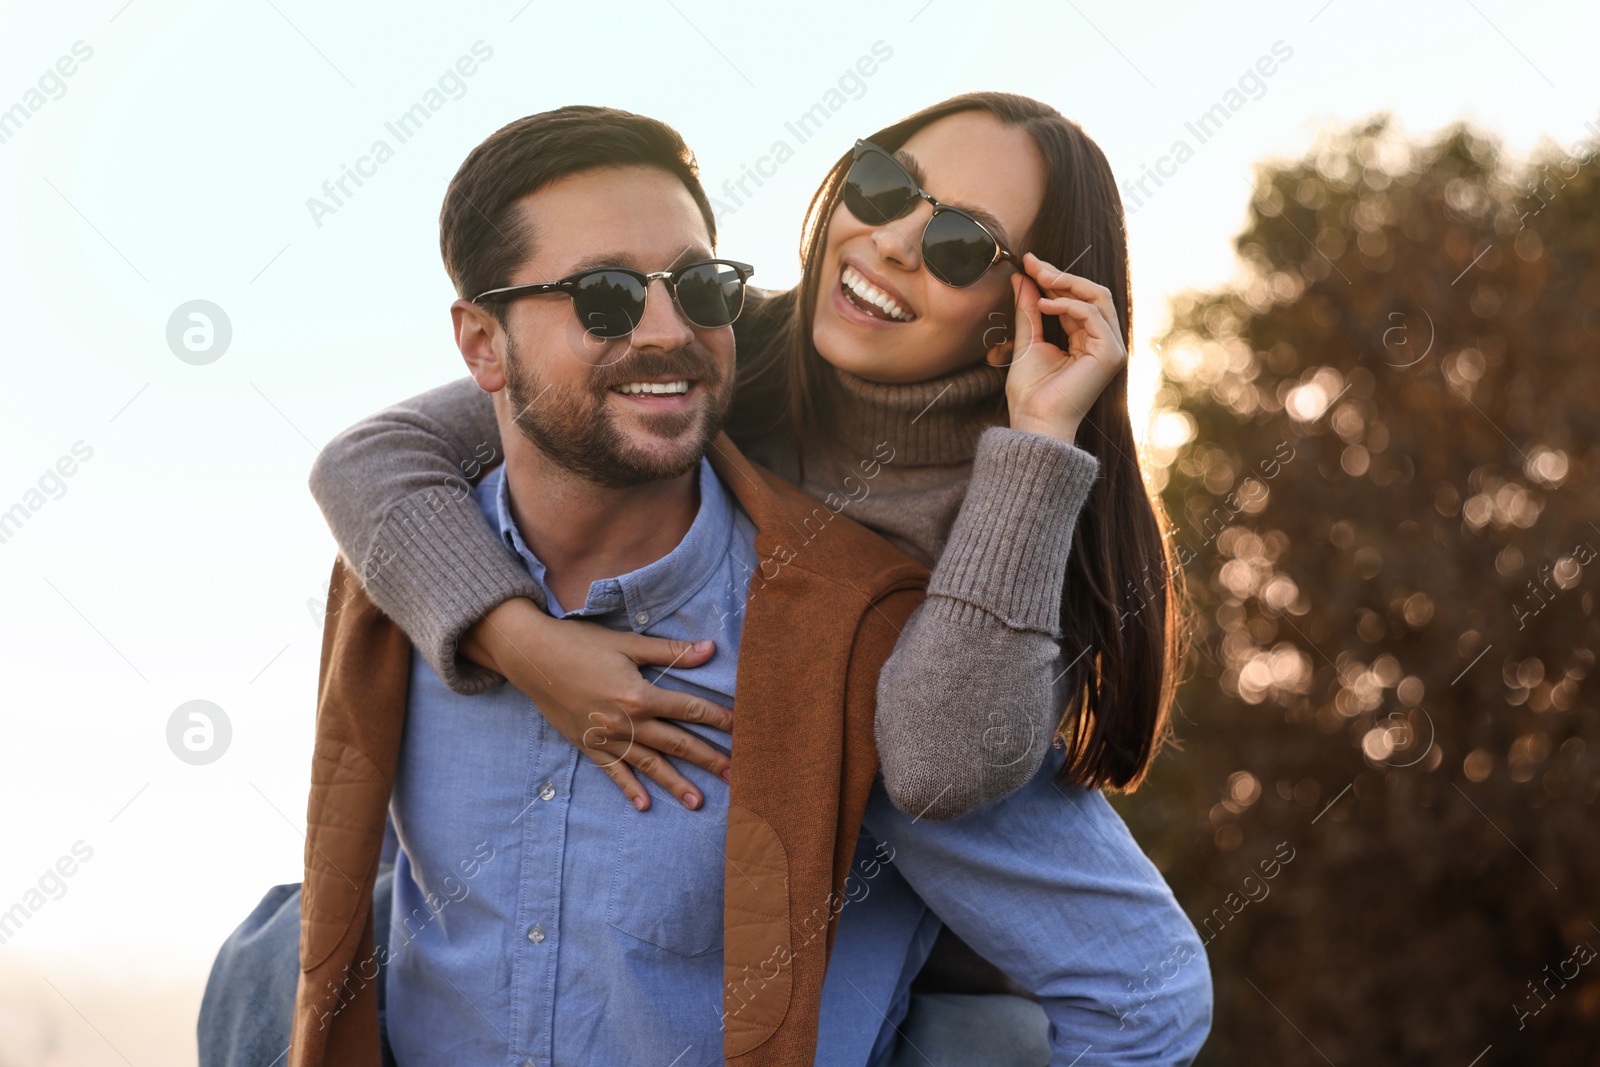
xmin=0 ymin=0 xmax=1595 ymax=1061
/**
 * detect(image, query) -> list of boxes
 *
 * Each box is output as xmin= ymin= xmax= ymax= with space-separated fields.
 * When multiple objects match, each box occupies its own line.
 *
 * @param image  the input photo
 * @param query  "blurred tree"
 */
xmin=1115 ymin=115 xmax=1600 ymax=1064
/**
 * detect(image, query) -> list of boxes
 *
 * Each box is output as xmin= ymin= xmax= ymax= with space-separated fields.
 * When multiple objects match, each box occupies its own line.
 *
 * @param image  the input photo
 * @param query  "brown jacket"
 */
xmin=288 ymin=433 xmax=928 ymax=1067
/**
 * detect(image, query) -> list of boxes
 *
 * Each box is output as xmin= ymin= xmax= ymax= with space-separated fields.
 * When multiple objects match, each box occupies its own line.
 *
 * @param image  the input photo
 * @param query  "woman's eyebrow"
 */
xmin=894 ymin=149 xmax=1014 ymax=249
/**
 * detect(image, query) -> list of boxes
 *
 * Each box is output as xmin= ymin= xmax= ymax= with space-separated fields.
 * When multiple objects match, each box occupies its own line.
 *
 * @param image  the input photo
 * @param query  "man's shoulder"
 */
xmin=708 ymin=436 xmax=927 ymax=597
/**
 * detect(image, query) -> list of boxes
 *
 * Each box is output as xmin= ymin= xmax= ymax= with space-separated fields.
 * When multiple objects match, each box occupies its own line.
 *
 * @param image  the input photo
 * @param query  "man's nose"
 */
xmin=628 ymin=277 xmax=696 ymax=352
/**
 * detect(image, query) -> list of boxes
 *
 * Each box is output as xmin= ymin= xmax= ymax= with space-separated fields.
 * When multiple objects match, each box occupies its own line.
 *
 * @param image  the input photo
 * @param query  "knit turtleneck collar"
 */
xmin=818 ymin=359 xmax=1010 ymax=467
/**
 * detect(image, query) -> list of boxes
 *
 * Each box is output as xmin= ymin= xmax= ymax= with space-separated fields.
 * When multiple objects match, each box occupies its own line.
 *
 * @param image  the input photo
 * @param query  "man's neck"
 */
xmin=500 ymin=435 xmax=701 ymax=614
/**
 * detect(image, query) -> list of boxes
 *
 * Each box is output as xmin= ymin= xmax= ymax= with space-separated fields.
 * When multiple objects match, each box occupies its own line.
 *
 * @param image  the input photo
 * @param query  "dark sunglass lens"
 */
xmin=842 ymin=151 xmax=916 ymax=227
xmin=570 ymin=271 xmax=647 ymax=337
xmin=674 ymin=262 xmax=746 ymax=328
xmin=923 ymin=211 xmax=999 ymax=287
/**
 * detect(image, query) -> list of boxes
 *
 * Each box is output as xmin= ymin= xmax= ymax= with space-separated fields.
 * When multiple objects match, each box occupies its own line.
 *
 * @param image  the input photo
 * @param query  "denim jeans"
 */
xmin=197 ymin=870 xmax=398 ymax=1067
xmin=881 ymin=993 xmax=1049 ymax=1067
xmin=199 ymin=873 xmax=1048 ymax=1067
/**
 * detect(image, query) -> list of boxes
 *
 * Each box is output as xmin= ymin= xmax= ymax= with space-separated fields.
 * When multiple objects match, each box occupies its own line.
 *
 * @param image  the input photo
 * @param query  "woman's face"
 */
xmin=810 ymin=110 xmax=1048 ymax=385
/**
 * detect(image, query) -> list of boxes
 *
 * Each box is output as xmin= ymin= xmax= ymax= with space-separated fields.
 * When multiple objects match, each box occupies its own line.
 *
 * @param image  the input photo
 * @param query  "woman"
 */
xmin=311 ymin=92 xmax=1187 ymax=823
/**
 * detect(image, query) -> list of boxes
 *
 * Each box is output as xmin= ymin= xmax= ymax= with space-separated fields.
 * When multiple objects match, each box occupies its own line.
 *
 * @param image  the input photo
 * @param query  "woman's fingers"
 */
xmin=1007 ymin=257 xmax=1128 ymax=444
xmin=634 ymin=719 xmax=732 ymax=782
xmin=1037 ymin=295 xmax=1113 ymax=348
xmin=643 ymin=685 xmax=734 ymax=733
xmin=1024 ymin=252 xmax=1123 ymax=336
xmin=626 ymin=634 xmax=716 ymax=670
xmin=586 ymin=743 xmax=652 ymax=810
xmin=622 ymin=635 xmax=734 ymax=728
xmin=615 ymin=742 xmax=705 ymax=810
xmin=586 ymin=733 xmax=705 ymax=811
xmin=1038 ymin=293 xmax=1129 ymax=375
xmin=581 ymin=715 xmax=729 ymax=811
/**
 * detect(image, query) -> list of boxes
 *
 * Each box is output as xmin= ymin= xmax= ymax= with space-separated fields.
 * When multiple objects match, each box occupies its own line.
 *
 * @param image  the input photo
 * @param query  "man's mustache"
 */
xmin=590 ymin=349 xmax=724 ymax=393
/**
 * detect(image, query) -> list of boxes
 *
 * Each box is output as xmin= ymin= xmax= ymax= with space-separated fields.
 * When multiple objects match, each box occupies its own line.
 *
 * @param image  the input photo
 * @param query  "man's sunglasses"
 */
xmin=473 ymin=259 xmax=755 ymax=339
xmin=841 ymin=140 xmax=1015 ymax=289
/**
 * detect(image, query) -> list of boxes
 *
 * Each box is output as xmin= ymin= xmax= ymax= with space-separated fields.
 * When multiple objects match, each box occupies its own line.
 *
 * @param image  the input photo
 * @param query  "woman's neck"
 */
xmin=818 ymin=358 xmax=1009 ymax=467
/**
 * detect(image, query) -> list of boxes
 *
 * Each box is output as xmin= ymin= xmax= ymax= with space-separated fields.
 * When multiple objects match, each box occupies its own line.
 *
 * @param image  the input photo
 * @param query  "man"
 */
xmin=200 ymin=107 xmax=1210 ymax=1067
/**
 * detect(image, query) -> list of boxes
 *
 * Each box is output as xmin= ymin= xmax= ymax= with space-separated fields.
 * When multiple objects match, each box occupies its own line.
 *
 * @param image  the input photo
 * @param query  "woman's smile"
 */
xmin=838 ymin=262 xmax=918 ymax=322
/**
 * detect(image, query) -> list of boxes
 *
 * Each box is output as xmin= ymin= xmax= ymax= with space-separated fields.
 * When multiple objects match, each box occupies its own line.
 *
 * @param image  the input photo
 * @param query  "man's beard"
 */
xmin=502 ymin=333 xmax=733 ymax=489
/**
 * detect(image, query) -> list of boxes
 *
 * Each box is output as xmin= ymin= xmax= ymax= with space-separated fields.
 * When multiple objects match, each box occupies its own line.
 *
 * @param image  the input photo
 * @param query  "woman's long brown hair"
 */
xmin=727 ymin=92 xmax=1191 ymax=792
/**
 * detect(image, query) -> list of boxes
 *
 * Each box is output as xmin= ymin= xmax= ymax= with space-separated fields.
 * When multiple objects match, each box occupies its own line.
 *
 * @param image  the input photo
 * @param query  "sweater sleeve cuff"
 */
xmin=924 ymin=426 xmax=1101 ymax=636
xmin=358 ymin=488 xmax=546 ymax=695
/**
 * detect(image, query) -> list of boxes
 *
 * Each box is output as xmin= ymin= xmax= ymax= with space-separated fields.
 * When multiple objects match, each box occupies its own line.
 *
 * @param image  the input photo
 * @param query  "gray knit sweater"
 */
xmin=307 ymin=360 xmax=1100 ymax=818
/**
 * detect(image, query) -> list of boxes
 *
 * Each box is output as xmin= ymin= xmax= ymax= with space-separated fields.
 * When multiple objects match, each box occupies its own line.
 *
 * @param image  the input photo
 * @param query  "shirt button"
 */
xmin=526 ymin=924 xmax=545 ymax=943
xmin=539 ymin=782 xmax=556 ymax=801
xmin=635 ymin=610 xmax=650 ymax=626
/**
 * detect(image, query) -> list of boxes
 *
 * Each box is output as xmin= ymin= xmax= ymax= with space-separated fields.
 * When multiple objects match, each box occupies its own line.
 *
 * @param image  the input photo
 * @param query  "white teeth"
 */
xmin=615 ymin=380 xmax=690 ymax=396
xmin=841 ymin=266 xmax=914 ymax=322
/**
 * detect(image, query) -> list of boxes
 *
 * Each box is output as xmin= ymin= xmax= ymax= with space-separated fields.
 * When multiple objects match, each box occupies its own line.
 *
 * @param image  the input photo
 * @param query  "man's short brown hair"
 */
xmin=439 ymin=105 xmax=718 ymax=317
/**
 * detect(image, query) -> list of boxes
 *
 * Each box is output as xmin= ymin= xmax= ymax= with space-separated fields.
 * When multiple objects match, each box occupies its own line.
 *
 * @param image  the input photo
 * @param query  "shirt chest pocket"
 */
xmin=605 ymin=794 xmax=727 ymax=958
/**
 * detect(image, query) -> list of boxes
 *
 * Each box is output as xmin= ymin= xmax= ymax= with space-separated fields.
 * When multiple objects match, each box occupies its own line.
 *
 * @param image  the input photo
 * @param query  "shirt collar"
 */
xmin=481 ymin=458 xmax=737 ymax=632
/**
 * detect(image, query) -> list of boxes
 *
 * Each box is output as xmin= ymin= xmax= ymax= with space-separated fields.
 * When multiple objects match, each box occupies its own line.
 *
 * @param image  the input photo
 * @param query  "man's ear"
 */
xmin=451 ymin=299 xmax=508 ymax=392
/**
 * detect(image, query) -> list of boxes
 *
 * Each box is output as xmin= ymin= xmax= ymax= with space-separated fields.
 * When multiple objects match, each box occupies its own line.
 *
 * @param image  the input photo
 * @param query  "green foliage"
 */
xmin=1115 ymin=115 xmax=1600 ymax=1063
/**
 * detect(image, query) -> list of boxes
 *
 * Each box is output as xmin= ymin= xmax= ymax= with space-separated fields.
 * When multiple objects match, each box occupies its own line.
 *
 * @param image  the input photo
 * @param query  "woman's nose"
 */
xmin=870 ymin=203 xmax=927 ymax=271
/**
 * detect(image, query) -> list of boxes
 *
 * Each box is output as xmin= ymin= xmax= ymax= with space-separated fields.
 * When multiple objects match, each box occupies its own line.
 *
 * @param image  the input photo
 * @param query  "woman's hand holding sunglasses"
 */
xmin=997 ymin=252 xmax=1129 ymax=446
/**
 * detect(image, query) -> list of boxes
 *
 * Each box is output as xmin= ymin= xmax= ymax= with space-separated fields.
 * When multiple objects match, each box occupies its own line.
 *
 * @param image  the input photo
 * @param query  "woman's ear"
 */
xmin=983 ymin=274 xmax=1021 ymax=367
xmin=982 ymin=319 xmax=1012 ymax=367
xmin=452 ymin=299 xmax=508 ymax=392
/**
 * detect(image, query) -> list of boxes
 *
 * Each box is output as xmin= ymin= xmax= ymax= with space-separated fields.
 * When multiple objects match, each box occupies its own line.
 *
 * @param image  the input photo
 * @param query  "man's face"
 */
xmin=496 ymin=165 xmax=735 ymax=488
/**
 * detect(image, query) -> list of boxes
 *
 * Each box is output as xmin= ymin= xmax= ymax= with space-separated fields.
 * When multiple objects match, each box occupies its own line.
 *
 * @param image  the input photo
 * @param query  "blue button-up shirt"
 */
xmin=385 ymin=460 xmax=1211 ymax=1067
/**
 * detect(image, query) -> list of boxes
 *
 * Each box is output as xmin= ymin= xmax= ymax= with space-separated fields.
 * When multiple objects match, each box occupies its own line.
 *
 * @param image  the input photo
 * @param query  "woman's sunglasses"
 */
xmin=841 ymin=140 xmax=1015 ymax=288
xmin=473 ymin=259 xmax=755 ymax=339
